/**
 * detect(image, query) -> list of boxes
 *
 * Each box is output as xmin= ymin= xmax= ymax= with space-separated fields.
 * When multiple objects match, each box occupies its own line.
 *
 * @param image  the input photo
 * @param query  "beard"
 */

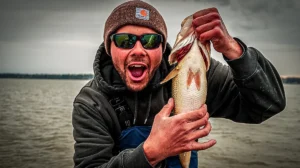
xmin=114 ymin=56 xmax=158 ymax=92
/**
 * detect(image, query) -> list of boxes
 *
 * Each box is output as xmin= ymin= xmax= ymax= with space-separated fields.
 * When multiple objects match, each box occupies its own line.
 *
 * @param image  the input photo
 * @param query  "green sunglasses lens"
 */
xmin=112 ymin=34 xmax=161 ymax=49
xmin=141 ymin=34 xmax=161 ymax=49
xmin=114 ymin=34 xmax=136 ymax=48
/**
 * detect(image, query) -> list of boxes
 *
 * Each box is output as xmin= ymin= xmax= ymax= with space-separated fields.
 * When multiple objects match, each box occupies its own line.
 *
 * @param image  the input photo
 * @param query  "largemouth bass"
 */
xmin=160 ymin=15 xmax=211 ymax=168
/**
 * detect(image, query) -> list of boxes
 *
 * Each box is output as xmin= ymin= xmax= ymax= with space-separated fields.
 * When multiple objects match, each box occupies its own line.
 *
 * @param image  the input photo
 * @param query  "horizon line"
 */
xmin=0 ymin=73 xmax=300 ymax=77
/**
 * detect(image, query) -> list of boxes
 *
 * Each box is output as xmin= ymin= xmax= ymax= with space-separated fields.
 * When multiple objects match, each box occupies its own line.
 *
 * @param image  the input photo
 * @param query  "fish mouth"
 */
xmin=127 ymin=62 xmax=148 ymax=82
xmin=174 ymin=41 xmax=210 ymax=70
xmin=169 ymin=32 xmax=195 ymax=65
xmin=175 ymin=43 xmax=193 ymax=63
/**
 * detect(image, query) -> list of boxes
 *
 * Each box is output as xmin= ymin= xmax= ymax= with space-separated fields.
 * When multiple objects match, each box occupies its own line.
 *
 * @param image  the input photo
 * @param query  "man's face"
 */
xmin=110 ymin=25 xmax=163 ymax=91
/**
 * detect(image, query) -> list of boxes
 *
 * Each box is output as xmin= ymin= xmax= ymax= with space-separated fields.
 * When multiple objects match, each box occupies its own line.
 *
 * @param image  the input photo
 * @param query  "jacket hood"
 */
xmin=93 ymin=43 xmax=173 ymax=94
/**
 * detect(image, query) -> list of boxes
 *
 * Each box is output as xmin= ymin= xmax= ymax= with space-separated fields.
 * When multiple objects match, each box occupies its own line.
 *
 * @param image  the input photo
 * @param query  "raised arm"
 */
xmin=206 ymin=39 xmax=285 ymax=123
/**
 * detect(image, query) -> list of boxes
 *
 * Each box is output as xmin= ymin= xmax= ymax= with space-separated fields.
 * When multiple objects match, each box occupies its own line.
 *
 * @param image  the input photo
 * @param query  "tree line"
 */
xmin=0 ymin=73 xmax=94 ymax=80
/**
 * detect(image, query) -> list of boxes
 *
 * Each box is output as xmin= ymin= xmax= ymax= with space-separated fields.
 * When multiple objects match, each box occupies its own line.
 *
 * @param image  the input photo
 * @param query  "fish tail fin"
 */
xmin=179 ymin=151 xmax=191 ymax=168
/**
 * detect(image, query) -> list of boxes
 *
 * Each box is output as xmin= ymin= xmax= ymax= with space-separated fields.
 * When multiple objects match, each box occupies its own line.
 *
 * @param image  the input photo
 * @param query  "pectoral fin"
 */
xmin=160 ymin=67 xmax=180 ymax=84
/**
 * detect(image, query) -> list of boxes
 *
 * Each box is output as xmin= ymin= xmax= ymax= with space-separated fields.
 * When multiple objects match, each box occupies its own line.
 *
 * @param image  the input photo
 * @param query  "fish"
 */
xmin=160 ymin=15 xmax=211 ymax=168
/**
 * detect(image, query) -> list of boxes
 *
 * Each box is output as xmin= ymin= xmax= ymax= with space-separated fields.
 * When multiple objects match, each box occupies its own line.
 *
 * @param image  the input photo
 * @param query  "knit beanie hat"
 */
xmin=104 ymin=0 xmax=168 ymax=55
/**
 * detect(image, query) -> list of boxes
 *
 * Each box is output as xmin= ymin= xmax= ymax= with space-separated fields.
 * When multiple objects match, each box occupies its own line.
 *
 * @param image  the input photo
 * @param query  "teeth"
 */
xmin=130 ymin=65 xmax=144 ymax=68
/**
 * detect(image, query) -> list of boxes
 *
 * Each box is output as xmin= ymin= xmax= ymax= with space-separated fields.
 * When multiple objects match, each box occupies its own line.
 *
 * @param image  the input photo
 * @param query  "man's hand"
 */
xmin=143 ymin=98 xmax=216 ymax=166
xmin=192 ymin=7 xmax=243 ymax=60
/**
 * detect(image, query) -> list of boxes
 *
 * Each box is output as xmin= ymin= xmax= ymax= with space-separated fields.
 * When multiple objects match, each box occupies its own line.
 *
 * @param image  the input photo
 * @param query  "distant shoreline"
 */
xmin=280 ymin=76 xmax=300 ymax=84
xmin=0 ymin=73 xmax=300 ymax=84
xmin=0 ymin=73 xmax=93 ymax=80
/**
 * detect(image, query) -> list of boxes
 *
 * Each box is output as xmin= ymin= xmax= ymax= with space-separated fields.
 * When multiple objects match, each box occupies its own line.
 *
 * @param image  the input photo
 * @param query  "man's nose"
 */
xmin=130 ymin=41 xmax=146 ymax=56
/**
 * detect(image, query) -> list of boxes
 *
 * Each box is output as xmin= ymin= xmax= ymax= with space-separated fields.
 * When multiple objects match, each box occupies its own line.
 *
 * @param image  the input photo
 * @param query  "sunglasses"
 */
xmin=110 ymin=33 xmax=163 ymax=49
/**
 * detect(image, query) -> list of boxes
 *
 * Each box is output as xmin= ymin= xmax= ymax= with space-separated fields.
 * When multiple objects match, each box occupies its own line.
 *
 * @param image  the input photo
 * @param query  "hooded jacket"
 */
xmin=72 ymin=39 xmax=286 ymax=168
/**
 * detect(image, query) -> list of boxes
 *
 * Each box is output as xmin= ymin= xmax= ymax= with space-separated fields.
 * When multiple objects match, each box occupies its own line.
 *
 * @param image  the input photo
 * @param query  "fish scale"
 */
xmin=173 ymin=39 xmax=207 ymax=115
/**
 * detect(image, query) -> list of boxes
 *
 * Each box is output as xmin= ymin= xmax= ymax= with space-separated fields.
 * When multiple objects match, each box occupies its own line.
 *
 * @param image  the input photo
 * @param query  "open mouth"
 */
xmin=127 ymin=63 xmax=148 ymax=82
xmin=176 ymin=43 xmax=193 ymax=63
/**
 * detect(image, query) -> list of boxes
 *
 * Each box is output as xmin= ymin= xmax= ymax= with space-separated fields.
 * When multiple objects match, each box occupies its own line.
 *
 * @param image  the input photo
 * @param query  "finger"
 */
xmin=199 ymin=27 xmax=223 ymax=43
xmin=175 ymin=104 xmax=208 ymax=122
xmin=160 ymin=98 xmax=174 ymax=117
xmin=193 ymin=7 xmax=219 ymax=19
xmin=186 ymin=112 xmax=209 ymax=130
xmin=195 ymin=20 xmax=221 ymax=35
xmin=188 ymin=121 xmax=212 ymax=140
xmin=193 ymin=12 xmax=221 ymax=28
xmin=189 ymin=139 xmax=216 ymax=151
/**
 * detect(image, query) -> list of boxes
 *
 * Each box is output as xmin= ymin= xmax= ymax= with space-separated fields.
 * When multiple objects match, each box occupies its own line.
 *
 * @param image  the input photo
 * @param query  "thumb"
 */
xmin=160 ymin=98 xmax=174 ymax=117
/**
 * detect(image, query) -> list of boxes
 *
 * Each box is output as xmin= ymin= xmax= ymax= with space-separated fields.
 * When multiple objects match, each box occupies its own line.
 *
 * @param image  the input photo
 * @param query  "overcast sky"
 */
xmin=0 ymin=0 xmax=299 ymax=75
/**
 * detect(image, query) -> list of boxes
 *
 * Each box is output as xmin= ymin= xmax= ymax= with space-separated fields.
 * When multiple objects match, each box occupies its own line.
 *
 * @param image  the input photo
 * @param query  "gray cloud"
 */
xmin=228 ymin=0 xmax=300 ymax=44
xmin=230 ymin=0 xmax=295 ymax=14
xmin=0 ymin=0 xmax=108 ymax=11
xmin=0 ymin=0 xmax=299 ymax=74
xmin=232 ymin=0 xmax=299 ymax=27
xmin=0 ymin=0 xmax=114 ymax=43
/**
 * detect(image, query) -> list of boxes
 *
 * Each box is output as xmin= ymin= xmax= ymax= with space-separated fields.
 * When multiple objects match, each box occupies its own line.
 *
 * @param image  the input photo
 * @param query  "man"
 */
xmin=72 ymin=1 xmax=286 ymax=168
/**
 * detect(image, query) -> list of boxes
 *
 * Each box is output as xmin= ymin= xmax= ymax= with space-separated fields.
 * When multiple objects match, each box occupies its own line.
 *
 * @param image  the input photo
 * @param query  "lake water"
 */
xmin=0 ymin=79 xmax=299 ymax=168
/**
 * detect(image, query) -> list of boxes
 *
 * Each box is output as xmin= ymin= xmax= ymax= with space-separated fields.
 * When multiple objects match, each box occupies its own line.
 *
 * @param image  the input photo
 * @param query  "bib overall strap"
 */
xmin=108 ymin=96 xmax=134 ymax=130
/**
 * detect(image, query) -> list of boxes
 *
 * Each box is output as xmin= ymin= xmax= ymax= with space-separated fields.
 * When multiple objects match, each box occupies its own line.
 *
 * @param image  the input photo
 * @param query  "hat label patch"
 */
xmin=135 ymin=8 xmax=149 ymax=20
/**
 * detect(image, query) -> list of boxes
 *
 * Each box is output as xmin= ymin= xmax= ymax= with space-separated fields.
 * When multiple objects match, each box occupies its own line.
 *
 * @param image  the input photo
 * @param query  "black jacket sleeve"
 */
xmin=72 ymin=86 xmax=153 ymax=168
xmin=206 ymin=38 xmax=286 ymax=123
